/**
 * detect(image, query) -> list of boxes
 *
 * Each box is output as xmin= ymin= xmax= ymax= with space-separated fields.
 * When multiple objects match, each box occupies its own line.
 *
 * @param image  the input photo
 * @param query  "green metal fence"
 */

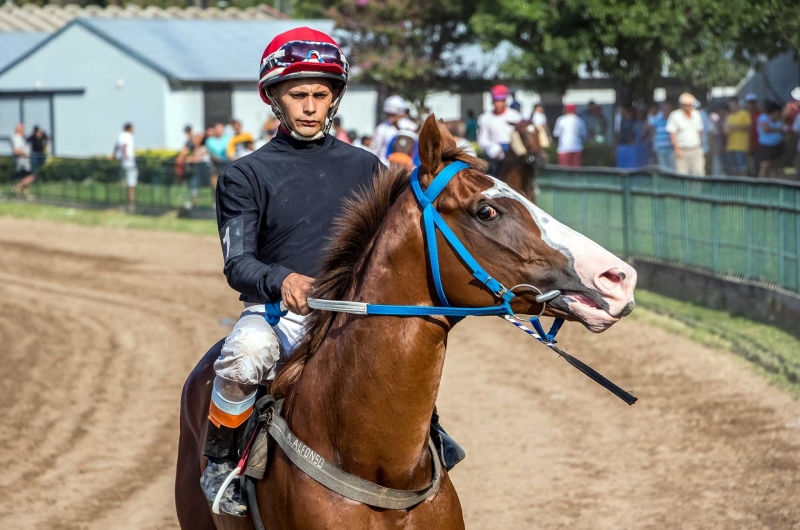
xmin=538 ymin=167 xmax=800 ymax=295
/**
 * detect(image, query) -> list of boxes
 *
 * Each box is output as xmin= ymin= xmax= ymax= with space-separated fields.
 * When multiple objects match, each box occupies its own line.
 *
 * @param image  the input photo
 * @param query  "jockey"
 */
xmin=372 ymin=95 xmax=417 ymax=163
xmin=477 ymin=84 xmax=522 ymax=173
xmin=201 ymin=27 xmax=382 ymax=516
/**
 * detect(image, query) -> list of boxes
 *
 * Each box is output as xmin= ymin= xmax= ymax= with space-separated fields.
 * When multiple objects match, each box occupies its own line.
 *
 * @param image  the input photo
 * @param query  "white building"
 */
xmin=0 ymin=18 xmax=378 ymax=156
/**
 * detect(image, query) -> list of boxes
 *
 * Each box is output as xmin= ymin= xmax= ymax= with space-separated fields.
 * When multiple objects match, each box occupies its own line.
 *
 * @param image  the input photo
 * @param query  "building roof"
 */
xmin=0 ymin=3 xmax=287 ymax=33
xmin=2 ymin=18 xmax=335 ymax=83
xmin=0 ymin=31 xmax=46 ymax=71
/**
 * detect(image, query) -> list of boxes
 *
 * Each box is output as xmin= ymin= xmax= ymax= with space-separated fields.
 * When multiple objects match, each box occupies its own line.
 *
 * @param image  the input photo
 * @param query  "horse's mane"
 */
xmin=271 ymin=147 xmax=486 ymax=399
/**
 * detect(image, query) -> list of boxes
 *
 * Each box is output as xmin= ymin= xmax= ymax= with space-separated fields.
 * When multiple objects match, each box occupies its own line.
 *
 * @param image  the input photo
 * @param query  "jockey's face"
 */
xmin=492 ymin=99 xmax=506 ymax=114
xmin=273 ymin=78 xmax=335 ymax=137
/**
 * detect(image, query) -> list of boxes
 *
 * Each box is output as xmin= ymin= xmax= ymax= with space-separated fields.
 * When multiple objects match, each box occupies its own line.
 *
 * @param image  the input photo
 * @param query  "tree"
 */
xmin=293 ymin=0 xmax=484 ymax=110
xmin=471 ymin=0 xmax=800 ymax=103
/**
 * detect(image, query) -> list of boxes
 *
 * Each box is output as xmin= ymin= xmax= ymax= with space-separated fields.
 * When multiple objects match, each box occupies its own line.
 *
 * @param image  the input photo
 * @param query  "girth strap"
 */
xmin=268 ymin=409 xmax=443 ymax=510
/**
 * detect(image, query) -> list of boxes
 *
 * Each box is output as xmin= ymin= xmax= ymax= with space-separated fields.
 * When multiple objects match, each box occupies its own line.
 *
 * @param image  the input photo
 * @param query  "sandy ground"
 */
xmin=0 ymin=217 xmax=798 ymax=530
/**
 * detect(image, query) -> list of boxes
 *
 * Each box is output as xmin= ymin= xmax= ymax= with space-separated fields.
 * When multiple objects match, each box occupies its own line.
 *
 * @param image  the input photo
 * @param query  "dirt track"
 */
xmin=1 ymin=217 xmax=799 ymax=530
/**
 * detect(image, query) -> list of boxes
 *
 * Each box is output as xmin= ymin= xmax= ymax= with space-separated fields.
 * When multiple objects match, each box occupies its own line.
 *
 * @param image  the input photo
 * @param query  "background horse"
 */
xmin=176 ymin=115 xmax=635 ymax=529
xmin=496 ymin=120 xmax=549 ymax=202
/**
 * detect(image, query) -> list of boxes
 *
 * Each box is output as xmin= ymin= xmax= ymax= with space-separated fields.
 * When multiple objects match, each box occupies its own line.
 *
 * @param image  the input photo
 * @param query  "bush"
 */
xmin=0 ymin=156 xmax=13 ymax=183
xmin=30 ymin=154 xmax=178 ymax=185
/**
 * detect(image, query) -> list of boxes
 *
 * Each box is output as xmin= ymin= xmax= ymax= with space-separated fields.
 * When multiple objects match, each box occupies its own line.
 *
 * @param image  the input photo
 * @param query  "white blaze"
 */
xmin=481 ymin=176 xmax=636 ymax=329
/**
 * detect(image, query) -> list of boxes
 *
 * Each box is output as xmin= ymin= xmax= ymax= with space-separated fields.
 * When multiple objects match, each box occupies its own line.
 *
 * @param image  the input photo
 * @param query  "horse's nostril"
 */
xmin=601 ymin=270 xmax=622 ymax=284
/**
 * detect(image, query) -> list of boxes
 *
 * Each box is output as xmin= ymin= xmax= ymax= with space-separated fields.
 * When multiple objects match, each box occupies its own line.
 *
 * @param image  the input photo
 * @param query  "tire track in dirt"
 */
xmin=1 ymin=217 xmax=799 ymax=529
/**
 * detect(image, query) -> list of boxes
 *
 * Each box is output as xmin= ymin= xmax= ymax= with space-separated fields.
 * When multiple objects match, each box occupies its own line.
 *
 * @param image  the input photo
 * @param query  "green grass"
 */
xmin=632 ymin=290 xmax=800 ymax=396
xmin=0 ymin=202 xmax=217 ymax=236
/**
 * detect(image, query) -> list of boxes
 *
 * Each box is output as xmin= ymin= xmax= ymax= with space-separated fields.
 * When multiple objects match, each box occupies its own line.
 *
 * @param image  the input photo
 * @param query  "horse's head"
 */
xmin=509 ymin=120 xmax=547 ymax=167
xmin=417 ymin=115 xmax=635 ymax=332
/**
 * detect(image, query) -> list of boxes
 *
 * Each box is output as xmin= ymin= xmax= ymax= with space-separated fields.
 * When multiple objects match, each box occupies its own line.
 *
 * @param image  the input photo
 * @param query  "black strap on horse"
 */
xmin=242 ymin=395 xmax=443 ymax=527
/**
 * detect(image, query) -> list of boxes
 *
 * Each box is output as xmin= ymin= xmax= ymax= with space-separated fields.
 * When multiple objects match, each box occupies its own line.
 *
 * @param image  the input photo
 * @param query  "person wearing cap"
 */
xmin=666 ymin=93 xmax=706 ymax=176
xmin=372 ymin=95 xmax=415 ymax=164
xmin=477 ymin=84 xmax=523 ymax=173
xmin=552 ymin=103 xmax=588 ymax=167
xmin=201 ymin=27 xmax=382 ymax=515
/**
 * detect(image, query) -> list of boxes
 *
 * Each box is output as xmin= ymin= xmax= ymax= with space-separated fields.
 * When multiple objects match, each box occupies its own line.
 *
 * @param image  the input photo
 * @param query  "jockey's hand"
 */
xmin=281 ymin=273 xmax=314 ymax=315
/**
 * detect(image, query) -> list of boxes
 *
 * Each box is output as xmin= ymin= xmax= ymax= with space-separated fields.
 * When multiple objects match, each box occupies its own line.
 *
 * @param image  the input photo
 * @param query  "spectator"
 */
xmin=532 ymin=103 xmax=547 ymax=128
xmin=667 ymin=93 xmax=705 ymax=176
xmin=354 ymin=135 xmax=373 ymax=152
xmin=26 ymin=125 xmax=48 ymax=176
xmin=465 ymin=109 xmax=478 ymax=142
xmin=552 ymin=103 xmax=588 ymax=167
xmin=187 ymin=132 xmax=212 ymax=207
xmin=347 ymin=130 xmax=357 ymax=144
xmin=205 ymin=122 xmax=231 ymax=192
xmin=724 ymin=98 xmax=751 ymax=176
xmin=650 ymin=102 xmax=674 ymax=170
xmin=617 ymin=106 xmax=639 ymax=145
xmin=239 ymin=139 xmax=255 ymax=158
xmin=755 ymin=100 xmax=785 ymax=179
xmin=792 ymin=109 xmax=800 ymax=179
xmin=113 ymin=123 xmax=138 ymax=210
xmin=695 ymin=100 xmax=713 ymax=155
xmin=10 ymin=123 xmax=34 ymax=199
xmin=261 ymin=117 xmax=280 ymax=144
xmin=176 ymin=125 xmax=195 ymax=184
xmin=709 ymin=104 xmax=728 ymax=175
xmin=581 ymin=101 xmax=607 ymax=143
xmin=226 ymin=119 xmax=254 ymax=160
xmin=744 ymin=93 xmax=761 ymax=173
xmin=332 ymin=116 xmax=350 ymax=144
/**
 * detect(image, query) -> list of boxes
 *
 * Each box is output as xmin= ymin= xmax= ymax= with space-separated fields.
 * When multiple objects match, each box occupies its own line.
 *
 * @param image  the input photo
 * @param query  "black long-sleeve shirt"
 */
xmin=215 ymin=130 xmax=382 ymax=303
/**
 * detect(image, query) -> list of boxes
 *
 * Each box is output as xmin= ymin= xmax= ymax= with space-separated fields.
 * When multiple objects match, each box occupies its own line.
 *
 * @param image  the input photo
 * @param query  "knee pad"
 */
xmin=216 ymin=315 xmax=282 ymax=386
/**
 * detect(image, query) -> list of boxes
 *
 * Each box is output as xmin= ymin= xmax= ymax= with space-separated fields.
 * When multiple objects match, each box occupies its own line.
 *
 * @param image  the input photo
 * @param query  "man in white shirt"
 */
xmin=114 ymin=123 xmax=138 ymax=209
xmin=552 ymin=104 xmax=588 ymax=166
xmin=10 ymin=123 xmax=35 ymax=198
xmin=666 ymin=93 xmax=705 ymax=176
xmin=477 ymin=84 xmax=522 ymax=173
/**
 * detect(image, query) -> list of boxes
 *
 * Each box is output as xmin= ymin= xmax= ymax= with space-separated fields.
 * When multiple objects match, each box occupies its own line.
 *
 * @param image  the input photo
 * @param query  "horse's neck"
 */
xmin=287 ymin=194 xmax=449 ymax=489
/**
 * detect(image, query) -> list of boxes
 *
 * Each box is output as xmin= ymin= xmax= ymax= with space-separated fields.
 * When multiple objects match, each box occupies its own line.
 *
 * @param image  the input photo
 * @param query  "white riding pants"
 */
xmin=214 ymin=305 xmax=307 ymax=387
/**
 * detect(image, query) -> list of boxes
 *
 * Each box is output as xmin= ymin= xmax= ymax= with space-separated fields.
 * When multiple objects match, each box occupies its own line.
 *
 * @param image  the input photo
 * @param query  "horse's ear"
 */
xmin=418 ymin=114 xmax=445 ymax=179
xmin=436 ymin=119 xmax=457 ymax=153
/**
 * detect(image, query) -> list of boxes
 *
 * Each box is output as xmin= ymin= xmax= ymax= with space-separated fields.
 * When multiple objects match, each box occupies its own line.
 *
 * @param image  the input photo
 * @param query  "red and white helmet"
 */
xmin=490 ymin=84 xmax=511 ymax=101
xmin=258 ymin=27 xmax=349 ymax=139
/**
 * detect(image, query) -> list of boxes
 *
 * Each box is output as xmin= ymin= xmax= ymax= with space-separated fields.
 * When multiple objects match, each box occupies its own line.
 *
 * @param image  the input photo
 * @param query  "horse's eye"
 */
xmin=477 ymin=205 xmax=499 ymax=221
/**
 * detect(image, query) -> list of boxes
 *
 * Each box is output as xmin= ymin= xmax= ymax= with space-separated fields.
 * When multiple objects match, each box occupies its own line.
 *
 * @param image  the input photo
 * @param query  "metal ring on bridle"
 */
xmin=506 ymin=284 xmax=560 ymax=322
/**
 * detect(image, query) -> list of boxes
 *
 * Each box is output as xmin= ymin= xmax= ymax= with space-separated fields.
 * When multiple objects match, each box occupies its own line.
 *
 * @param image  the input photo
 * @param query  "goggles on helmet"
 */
xmin=260 ymin=40 xmax=349 ymax=79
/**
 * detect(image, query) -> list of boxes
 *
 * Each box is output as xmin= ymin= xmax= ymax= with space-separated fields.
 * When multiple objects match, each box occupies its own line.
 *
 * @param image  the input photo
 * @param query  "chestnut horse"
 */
xmin=496 ymin=120 xmax=549 ymax=202
xmin=176 ymin=115 xmax=636 ymax=530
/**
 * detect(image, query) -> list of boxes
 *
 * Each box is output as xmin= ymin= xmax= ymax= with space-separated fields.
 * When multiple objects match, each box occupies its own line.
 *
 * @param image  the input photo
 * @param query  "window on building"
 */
xmin=203 ymin=83 xmax=233 ymax=128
